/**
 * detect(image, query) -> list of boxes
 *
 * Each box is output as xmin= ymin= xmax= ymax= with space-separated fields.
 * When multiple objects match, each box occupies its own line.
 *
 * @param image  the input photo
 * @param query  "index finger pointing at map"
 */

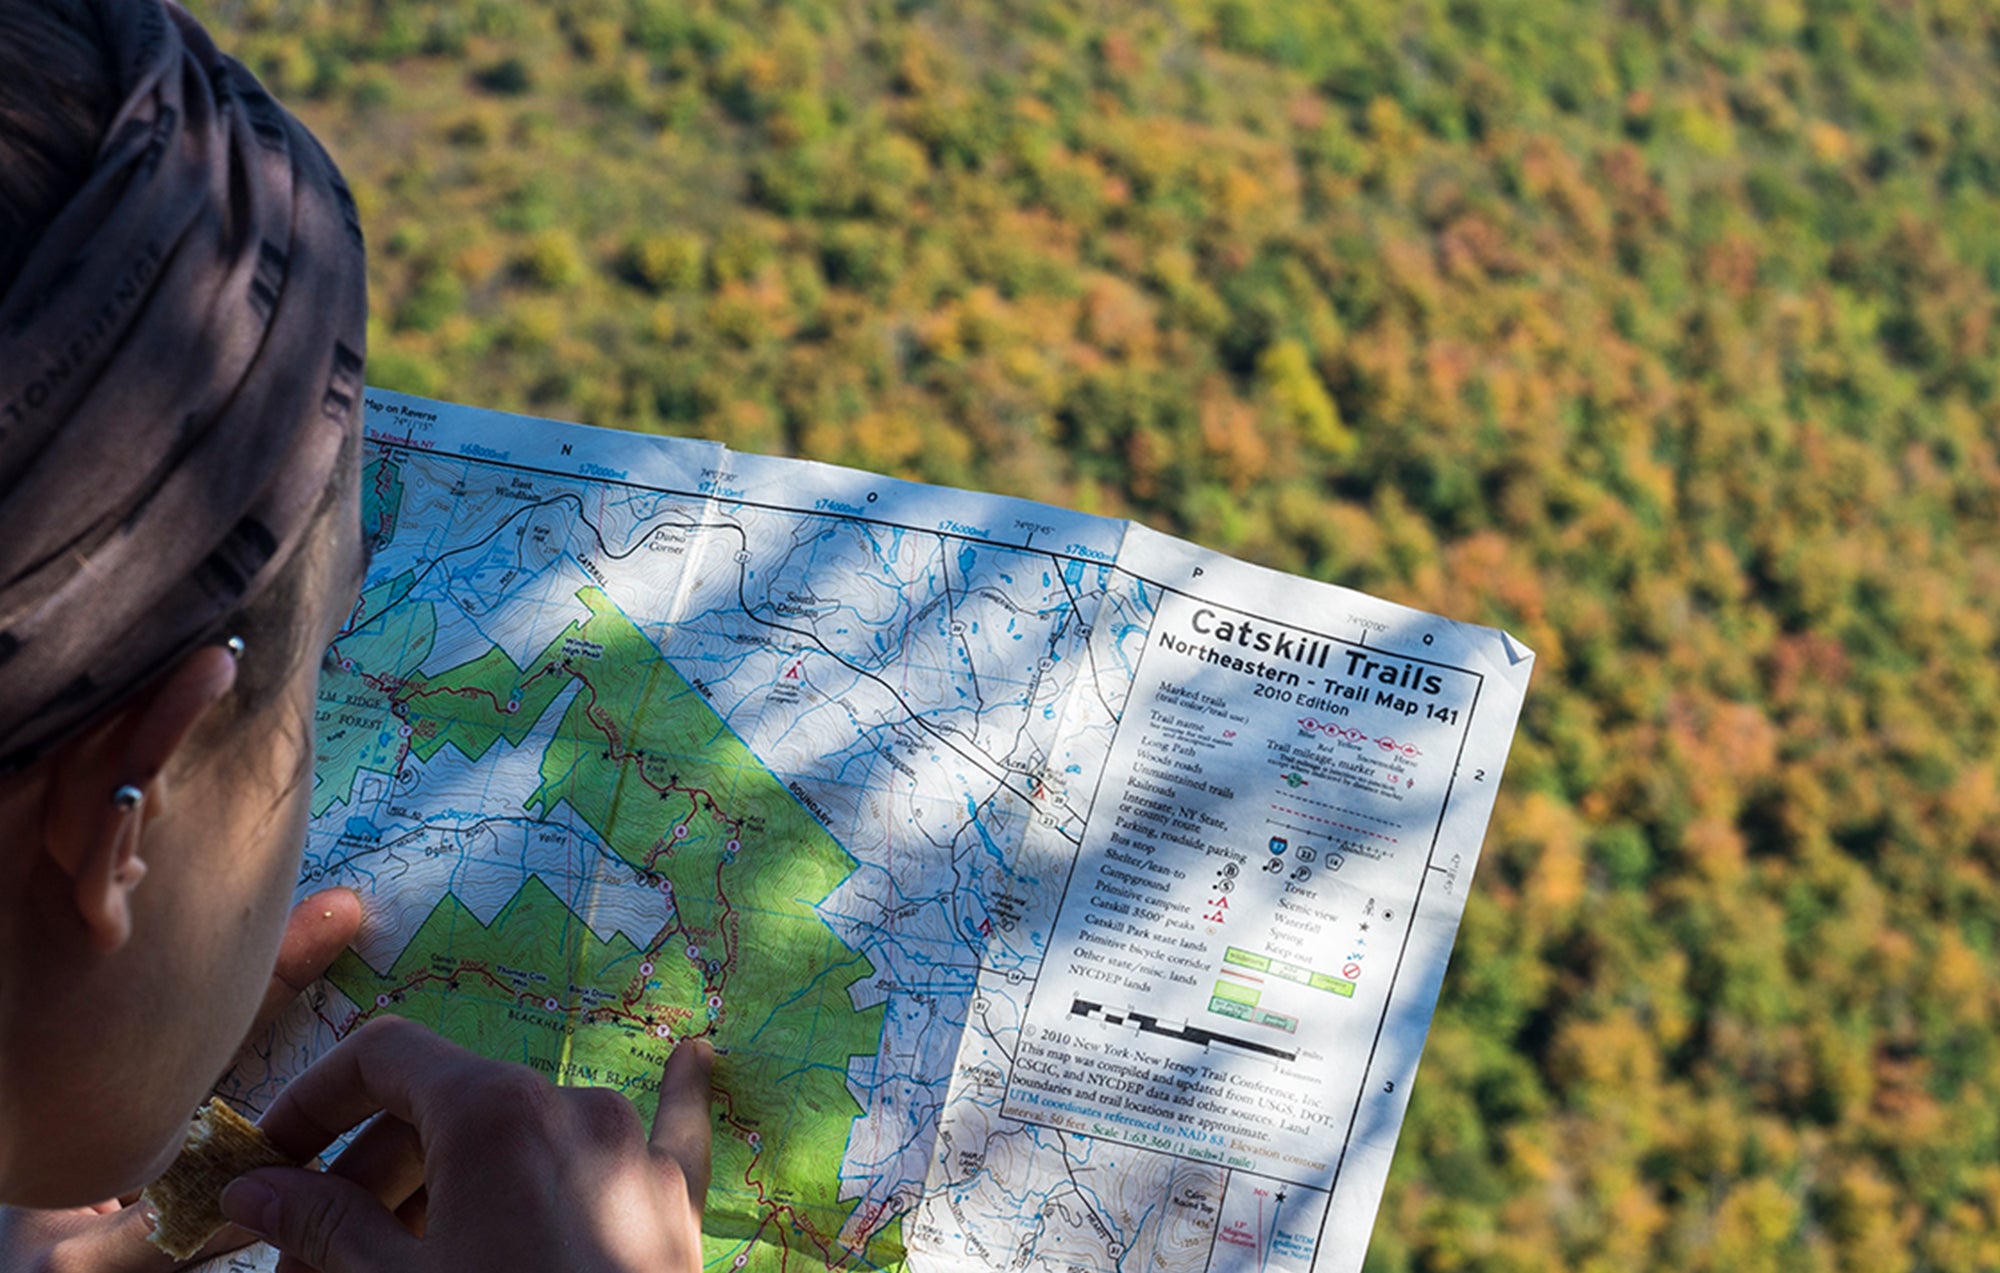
xmin=250 ymin=888 xmax=364 ymax=1036
xmin=648 ymin=1037 xmax=714 ymax=1208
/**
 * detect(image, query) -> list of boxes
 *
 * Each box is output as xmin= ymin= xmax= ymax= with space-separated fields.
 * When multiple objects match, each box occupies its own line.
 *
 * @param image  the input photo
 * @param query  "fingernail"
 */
xmin=220 ymin=1176 xmax=278 ymax=1238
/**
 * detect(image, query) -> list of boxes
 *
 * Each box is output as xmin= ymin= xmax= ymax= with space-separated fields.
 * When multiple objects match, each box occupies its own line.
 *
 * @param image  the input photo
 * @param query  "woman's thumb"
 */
xmin=221 ymin=1166 xmax=415 ymax=1272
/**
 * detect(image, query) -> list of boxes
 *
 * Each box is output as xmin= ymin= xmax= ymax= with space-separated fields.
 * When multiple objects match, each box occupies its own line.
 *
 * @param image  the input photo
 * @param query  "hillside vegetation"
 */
xmin=191 ymin=1 xmax=2000 ymax=1269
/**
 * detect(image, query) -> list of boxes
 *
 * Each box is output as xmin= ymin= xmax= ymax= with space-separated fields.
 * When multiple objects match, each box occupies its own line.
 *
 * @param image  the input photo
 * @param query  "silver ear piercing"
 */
xmin=224 ymin=635 xmax=246 ymax=659
xmin=111 ymin=785 xmax=143 ymax=812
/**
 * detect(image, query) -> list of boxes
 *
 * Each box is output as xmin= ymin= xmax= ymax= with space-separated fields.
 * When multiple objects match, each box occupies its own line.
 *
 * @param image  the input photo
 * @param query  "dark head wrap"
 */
xmin=0 ymin=0 xmax=365 ymax=774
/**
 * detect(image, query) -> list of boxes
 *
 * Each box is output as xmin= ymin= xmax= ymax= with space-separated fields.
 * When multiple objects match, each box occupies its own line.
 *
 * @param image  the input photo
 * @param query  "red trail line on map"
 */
xmin=329 ymin=654 xmax=856 ymax=1260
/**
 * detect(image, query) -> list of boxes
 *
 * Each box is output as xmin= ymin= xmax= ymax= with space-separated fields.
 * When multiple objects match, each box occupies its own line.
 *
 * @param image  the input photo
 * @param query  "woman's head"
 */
xmin=0 ymin=0 xmax=116 ymax=294
xmin=0 ymin=0 xmax=369 ymax=1205
xmin=0 ymin=0 xmax=367 ymax=776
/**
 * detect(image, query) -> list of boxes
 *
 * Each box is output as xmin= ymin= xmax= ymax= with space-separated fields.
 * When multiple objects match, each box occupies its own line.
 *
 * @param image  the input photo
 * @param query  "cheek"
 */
xmin=217 ymin=703 xmax=318 ymax=1007
xmin=253 ymin=710 xmax=317 ymax=924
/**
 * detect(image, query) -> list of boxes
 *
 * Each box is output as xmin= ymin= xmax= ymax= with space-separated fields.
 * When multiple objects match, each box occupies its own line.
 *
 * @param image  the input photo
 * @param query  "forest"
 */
xmin=186 ymin=0 xmax=2000 ymax=1269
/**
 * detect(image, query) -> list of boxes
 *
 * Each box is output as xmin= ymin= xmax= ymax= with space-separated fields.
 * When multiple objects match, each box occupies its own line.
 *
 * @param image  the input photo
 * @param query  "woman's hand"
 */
xmin=0 ymin=888 xmax=363 ymax=1272
xmin=221 ymin=1015 xmax=714 ymax=1273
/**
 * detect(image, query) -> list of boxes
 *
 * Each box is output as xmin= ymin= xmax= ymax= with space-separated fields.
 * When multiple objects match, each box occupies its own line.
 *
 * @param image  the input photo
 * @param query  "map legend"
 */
xmin=1001 ymin=567 xmax=1529 ymax=1273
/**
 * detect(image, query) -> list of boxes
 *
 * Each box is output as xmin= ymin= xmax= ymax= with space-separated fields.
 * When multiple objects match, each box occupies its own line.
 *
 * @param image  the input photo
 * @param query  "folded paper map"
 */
xmin=210 ymin=389 xmax=1533 ymax=1273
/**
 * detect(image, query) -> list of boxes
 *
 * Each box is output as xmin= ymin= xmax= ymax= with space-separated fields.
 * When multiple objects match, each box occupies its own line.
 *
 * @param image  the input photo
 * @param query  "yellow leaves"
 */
xmin=1595 ymin=1180 xmax=1671 ymax=1266
xmin=1705 ymin=1178 xmax=1799 ymax=1273
xmin=1144 ymin=244 xmax=1228 ymax=334
xmin=795 ymin=402 xmax=970 ymax=479
xmin=1096 ymin=114 xmax=1191 ymax=198
xmin=1362 ymin=94 xmax=1417 ymax=158
xmin=1667 ymin=91 xmax=1738 ymax=159
xmin=1922 ymin=929 xmax=1990 ymax=1027
xmin=890 ymin=29 xmax=945 ymax=98
xmin=1306 ymin=498 xmax=1385 ymax=583
xmin=1919 ymin=1165 xmax=2000 ymax=1272
xmin=1548 ymin=1011 xmax=1661 ymax=1109
xmin=716 ymin=19 xmax=818 ymax=113
xmin=704 ymin=272 xmax=795 ymax=348
xmin=644 ymin=301 xmax=676 ymax=344
xmin=1818 ymin=1163 xmax=1914 ymax=1273
xmin=622 ymin=231 xmax=707 ymax=294
xmin=1501 ymin=791 xmax=1587 ymax=929
xmin=1255 ymin=338 xmax=1352 ymax=457
xmin=498 ymin=298 xmax=564 ymax=352
xmin=710 ymin=224 xmax=776 ymax=286
xmin=1078 ymin=110 xmax=1299 ymax=247
xmin=858 ymin=132 xmax=931 ymax=205
xmin=1208 ymin=164 xmax=1276 ymax=236
xmin=947 ymin=286 xmax=1009 ymax=355
xmin=1807 ymin=120 xmax=1855 ymax=166
xmin=847 ymin=409 xmax=925 ymax=470
xmin=1803 ymin=1016 xmax=1874 ymax=1128
xmin=1935 ymin=762 xmax=2000 ymax=851
xmin=242 ymin=32 xmax=318 ymax=99
xmin=568 ymin=17 xmax=624 ymax=65
xmin=997 ymin=344 xmax=1063 ymax=407
xmin=515 ymin=228 xmax=589 ymax=290
xmin=761 ymin=93 xmax=830 ymax=149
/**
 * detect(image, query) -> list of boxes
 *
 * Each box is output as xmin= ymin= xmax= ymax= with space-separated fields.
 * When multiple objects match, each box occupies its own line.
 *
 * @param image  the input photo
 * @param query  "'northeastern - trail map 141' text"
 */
xmin=211 ymin=390 xmax=1532 ymax=1273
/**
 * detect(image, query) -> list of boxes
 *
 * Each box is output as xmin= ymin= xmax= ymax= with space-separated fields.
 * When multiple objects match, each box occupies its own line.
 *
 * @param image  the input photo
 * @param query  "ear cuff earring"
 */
xmin=102 ymin=637 xmax=242 ymax=815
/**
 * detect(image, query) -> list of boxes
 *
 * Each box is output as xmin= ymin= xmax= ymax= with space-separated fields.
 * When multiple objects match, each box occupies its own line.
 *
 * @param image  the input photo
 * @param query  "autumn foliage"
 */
xmin=191 ymin=1 xmax=2000 ymax=1268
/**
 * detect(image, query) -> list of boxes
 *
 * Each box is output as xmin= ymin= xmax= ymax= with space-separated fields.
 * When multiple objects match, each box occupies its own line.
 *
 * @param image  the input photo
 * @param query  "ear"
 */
xmin=43 ymin=644 xmax=240 ymax=953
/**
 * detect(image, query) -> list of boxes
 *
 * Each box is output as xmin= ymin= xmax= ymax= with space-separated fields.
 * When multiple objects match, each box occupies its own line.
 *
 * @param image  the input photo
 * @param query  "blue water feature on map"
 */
xmin=865 ymin=525 xmax=908 ymax=566
xmin=964 ymin=795 xmax=1009 ymax=872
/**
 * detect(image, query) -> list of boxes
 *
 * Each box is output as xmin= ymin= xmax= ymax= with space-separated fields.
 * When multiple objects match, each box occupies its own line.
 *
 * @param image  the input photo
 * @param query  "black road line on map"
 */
xmin=1047 ymin=556 xmax=1122 ymax=728
xmin=712 ymin=525 xmax=1086 ymax=848
xmin=1051 ymin=1128 xmax=1125 ymax=1259
xmin=365 ymin=446 xmax=1120 ymax=753
xmin=605 ymin=509 xmax=1071 ymax=844
xmin=347 ymin=477 xmax=1088 ymax=849
xmin=345 ymin=490 xmax=592 ymax=633
xmin=306 ymin=812 xmax=639 ymax=901
xmin=974 ymin=997 xmax=1018 ymax=1068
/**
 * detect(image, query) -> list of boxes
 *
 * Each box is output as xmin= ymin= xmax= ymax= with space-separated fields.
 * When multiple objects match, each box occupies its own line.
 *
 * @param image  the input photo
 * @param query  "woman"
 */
xmin=0 ymin=1 xmax=711 ymax=1268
